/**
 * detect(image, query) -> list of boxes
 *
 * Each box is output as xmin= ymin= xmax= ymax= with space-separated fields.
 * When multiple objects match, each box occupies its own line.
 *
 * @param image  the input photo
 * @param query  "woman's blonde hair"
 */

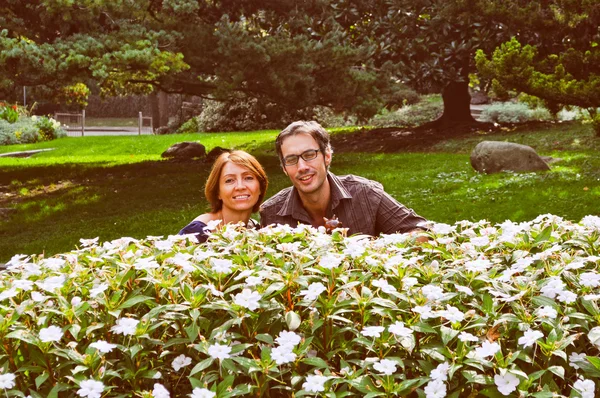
xmin=204 ymin=150 xmax=268 ymax=213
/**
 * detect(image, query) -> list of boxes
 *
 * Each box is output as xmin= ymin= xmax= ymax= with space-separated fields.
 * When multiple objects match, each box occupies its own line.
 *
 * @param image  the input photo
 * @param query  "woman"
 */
xmin=179 ymin=150 xmax=268 ymax=243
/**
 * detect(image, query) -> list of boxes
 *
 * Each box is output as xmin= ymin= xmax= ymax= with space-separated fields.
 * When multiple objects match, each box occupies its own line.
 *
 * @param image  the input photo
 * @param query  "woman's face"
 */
xmin=219 ymin=162 xmax=261 ymax=213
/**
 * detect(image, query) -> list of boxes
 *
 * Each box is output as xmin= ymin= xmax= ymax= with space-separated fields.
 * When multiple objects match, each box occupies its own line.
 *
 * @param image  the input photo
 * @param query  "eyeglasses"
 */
xmin=282 ymin=149 xmax=320 ymax=166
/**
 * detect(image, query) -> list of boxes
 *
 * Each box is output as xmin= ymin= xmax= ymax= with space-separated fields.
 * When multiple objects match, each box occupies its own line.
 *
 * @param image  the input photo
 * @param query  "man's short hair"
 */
xmin=275 ymin=121 xmax=333 ymax=167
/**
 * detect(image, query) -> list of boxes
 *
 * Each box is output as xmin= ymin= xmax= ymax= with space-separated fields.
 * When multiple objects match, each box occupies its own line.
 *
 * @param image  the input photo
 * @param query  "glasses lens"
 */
xmin=284 ymin=155 xmax=299 ymax=166
xmin=301 ymin=149 xmax=318 ymax=161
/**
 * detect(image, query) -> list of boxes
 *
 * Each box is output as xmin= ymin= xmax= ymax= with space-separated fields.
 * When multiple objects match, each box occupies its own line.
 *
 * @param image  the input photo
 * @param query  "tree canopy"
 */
xmin=1 ymin=0 xmax=599 ymax=131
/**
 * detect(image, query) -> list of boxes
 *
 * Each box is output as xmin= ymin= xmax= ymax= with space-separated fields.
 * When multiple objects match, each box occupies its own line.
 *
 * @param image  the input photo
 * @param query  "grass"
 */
xmin=1 ymin=122 xmax=599 ymax=262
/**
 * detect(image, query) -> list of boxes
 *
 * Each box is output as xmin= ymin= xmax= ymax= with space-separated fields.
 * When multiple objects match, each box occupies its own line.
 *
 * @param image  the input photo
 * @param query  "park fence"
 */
xmin=54 ymin=111 xmax=154 ymax=136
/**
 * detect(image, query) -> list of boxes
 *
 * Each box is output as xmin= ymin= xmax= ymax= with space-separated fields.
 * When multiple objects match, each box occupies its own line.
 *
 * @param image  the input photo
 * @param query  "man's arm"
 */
xmin=375 ymin=190 xmax=428 ymax=235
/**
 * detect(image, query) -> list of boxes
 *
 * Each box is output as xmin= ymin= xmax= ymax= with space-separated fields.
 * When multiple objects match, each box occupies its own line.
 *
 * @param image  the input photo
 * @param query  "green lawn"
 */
xmin=1 ymin=122 xmax=598 ymax=261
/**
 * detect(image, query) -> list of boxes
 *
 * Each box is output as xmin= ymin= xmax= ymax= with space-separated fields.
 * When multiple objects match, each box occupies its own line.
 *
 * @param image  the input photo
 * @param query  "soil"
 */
xmin=331 ymin=121 xmax=515 ymax=153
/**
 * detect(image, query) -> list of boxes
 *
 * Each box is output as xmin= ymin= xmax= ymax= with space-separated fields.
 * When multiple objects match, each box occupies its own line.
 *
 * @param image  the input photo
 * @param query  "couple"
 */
xmin=179 ymin=120 xmax=427 ymax=242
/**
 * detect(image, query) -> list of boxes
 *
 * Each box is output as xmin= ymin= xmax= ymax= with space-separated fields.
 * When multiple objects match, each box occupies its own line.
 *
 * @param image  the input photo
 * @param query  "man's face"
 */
xmin=280 ymin=133 xmax=331 ymax=196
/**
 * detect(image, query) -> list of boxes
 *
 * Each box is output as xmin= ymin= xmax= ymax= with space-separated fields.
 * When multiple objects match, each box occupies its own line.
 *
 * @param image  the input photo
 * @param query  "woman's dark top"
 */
xmin=178 ymin=219 xmax=259 ymax=243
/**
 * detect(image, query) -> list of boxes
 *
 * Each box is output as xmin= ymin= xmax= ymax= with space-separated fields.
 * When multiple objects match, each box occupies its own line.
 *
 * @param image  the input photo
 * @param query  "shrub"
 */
xmin=0 ymin=103 xmax=19 ymax=123
xmin=1 ymin=215 xmax=600 ymax=396
xmin=0 ymin=115 xmax=66 ymax=145
xmin=369 ymin=95 xmax=444 ymax=127
xmin=480 ymin=102 xmax=553 ymax=124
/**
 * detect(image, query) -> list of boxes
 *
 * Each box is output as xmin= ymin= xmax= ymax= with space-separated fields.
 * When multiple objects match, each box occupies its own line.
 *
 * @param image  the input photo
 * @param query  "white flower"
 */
xmin=413 ymin=305 xmax=435 ymax=319
xmin=535 ymin=306 xmax=558 ymax=319
xmin=475 ymin=341 xmax=501 ymax=359
xmin=439 ymin=305 xmax=464 ymax=323
xmin=71 ymin=296 xmax=82 ymax=306
xmin=277 ymin=242 xmax=301 ymax=253
xmin=569 ymin=352 xmax=587 ymax=369
xmin=190 ymin=388 xmax=215 ymax=398
xmin=557 ymin=290 xmax=577 ymax=304
xmin=172 ymin=354 xmax=192 ymax=371
xmin=12 ymin=279 xmax=34 ymax=291
xmin=271 ymin=345 xmax=296 ymax=365
xmin=573 ymin=378 xmax=595 ymax=398
xmin=455 ymin=285 xmax=473 ymax=296
xmin=299 ymin=282 xmax=327 ymax=301
xmin=0 ymin=373 xmax=16 ymax=389
xmin=430 ymin=362 xmax=450 ymax=381
xmin=210 ymin=258 xmax=233 ymax=274
xmin=233 ymin=289 xmax=261 ymax=311
xmin=89 ymin=283 xmax=109 ymax=297
xmin=361 ymin=326 xmax=385 ymax=338
xmin=402 ymin=277 xmax=418 ymax=288
xmin=458 ymin=332 xmax=479 ymax=342
xmin=89 ymin=341 xmax=117 ymax=353
xmin=343 ymin=243 xmax=365 ymax=258
xmin=77 ymin=379 xmax=104 ymax=398
xmin=421 ymin=284 xmax=444 ymax=301
xmin=245 ymin=275 xmax=263 ymax=287
xmin=276 ymin=331 xmax=301 ymax=348
xmin=133 ymin=257 xmax=160 ymax=271
xmin=388 ymin=321 xmax=413 ymax=338
xmin=495 ymin=373 xmax=520 ymax=396
xmin=372 ymin=278 xmax=397 ymax=294
xmin=540 ymin=277 xmax=565 ymax=299
xmin=582 ymin=215 xmax=600 ymax=229
xmin=153 ymin=371 xmax=162 ymax=379
xmin=373 ymin=359 xmax=397 ymax=375
xmin=424 ymin=378 xmax=447 ymax=398
xmin=580 ymin=272 xmax=600 ymax=288
xmin=31 ymin=291 xmax=48 ymax=302
xmin=319 ymin=253 xmax=344 ymax=269
xmin=470 ymin=236 xmax=489 ymax=247
xmin=0 ymin=288 xmax=18 ymax=301
xmin=168 ymin=253 xmax=194 ymax=272
xmin=204 ymin=283 xmax=223 ymax=297
xmin=152 ymin=383 xmax=170 ymax=398
xmin=432 ymin=223 xmax=455 ymax=235
xmin=80 ymin=237 xmax=99 ymax=247
xmin=464 ymin=258 xmax=492 ymax=272
xmin=518 ymin=329 xmax=544 ymax=348
xmin=36 ymin=275 xmax=66 ymax=292
xmin=208 ymin=343 xmax=231 ymax=360
xmin=110 ymin=318 xmax=139 ymax=336
xmin=39 ymin=325 xmax=63 ymax=342
xmin=302 ymin=375 xmax=328 ymax=392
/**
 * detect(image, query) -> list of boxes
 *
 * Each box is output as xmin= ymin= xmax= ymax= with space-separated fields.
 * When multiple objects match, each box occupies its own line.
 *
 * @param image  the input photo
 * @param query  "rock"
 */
xmin=470 ymin=90 xmax=490 ymax=105
xmin=205 ymin=146 xmax=230 ymax=163
xmin=470 ymin=141 xmax=551 ymax=174
xmin=161 ymin=142 xmax=206 ymax=159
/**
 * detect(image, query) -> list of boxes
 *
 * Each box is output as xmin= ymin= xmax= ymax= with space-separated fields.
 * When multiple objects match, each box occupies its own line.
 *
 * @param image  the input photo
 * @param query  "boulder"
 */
xmin=161 ymin=142 xmax=206 ymax=159
xmin=205 ymin=146 xmax=230 ymax=163
xmin=470 ymin=141 xmax=550 ymax=174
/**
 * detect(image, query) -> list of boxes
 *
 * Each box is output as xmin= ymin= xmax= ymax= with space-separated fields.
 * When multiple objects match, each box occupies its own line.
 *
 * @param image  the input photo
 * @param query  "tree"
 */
xmin=0 ymin=0 xmax=413 ymax=127
xmin=475 ymin=1 xmax=600 ymax=135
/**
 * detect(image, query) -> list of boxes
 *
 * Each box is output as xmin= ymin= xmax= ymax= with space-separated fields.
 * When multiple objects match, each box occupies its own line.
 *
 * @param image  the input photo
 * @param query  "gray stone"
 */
xmin=470 ymin=141 xmax=551 ymax=174
xmin=205 ymin=146 xmax=230 ymax=163
xmin=161 ymin=142 xmax=206 ymax=159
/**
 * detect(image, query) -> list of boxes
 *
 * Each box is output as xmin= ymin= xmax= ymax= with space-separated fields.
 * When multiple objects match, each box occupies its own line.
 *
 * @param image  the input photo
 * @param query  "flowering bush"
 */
xmin=1 ymin=214 xmax=600 ymax=397
xmin=0 ymin=115 xmax=66 ymax=145
xmin=0 ymin=103 xmax=19 ymax=124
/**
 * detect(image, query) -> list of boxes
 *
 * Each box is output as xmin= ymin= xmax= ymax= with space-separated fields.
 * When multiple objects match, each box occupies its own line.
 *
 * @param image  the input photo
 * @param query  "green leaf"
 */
xmin=118 ymin=295 xmax=154 ymax=309
xmin=302 ymin=357 xmax=329 ymax=369
xmin=440 ymin=325 xmax=459 ymax=345
xmin=255 ymin=334 xmax=274 ymax=344
xmin=527 ymin=369 xmax=546 ymax=382
xmin=547 ymin=366 xmax=564 ymax=379
xmin=189 ymin=357 xmax=213 ymax=376
xmin=532 ymin=226 xmax=552 ymax=246
xmin=35 ymin=372 xmax=49 ymax=389
xmin=5 ymin=329 xmax=39 ymax=346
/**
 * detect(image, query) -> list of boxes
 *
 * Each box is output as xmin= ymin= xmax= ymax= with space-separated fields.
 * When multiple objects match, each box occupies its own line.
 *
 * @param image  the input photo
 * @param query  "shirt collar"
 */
xmin=277 ymin=172 xmax=352 ymax=220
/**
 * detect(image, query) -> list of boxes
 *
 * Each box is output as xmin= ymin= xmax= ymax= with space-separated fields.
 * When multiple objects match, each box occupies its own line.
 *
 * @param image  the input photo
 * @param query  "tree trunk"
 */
xmin=150 ymin=90 xmax=169 ymax=129
xmin=428 ymin=81 xmax=477 ymax=130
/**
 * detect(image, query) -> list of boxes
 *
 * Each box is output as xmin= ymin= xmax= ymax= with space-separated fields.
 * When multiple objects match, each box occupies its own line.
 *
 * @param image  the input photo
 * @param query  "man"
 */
xmin=260 ymin=120 xmax=427 ymax=236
